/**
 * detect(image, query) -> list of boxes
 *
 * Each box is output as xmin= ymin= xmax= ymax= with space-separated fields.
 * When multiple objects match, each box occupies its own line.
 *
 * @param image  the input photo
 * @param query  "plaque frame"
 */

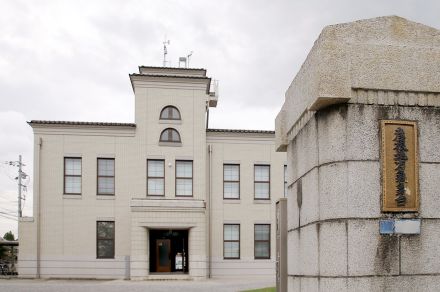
xmin=380 ymin=120 xmax=419 ymax=212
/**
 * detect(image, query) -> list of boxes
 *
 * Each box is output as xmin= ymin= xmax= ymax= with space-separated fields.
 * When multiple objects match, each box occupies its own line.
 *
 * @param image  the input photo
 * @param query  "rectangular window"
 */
xmin=223 ymin=164 xmax=240 ymax=199
xmin=284 ymin=165 xmax=287 ymax=198
xmin=254 ymin=165 xmax=270 ymax=199
xmin=147 ymin=159 xmax=165 ymax=196
xmin=97 ymin=221 xmax=115 ymax=259
xmin=64 ymin=157 xmax=82 ymax=194
xmin=176 ymin=160 xmax=193 ymax=196
xmin=97 ymin=158 xmax=115 ymax=195
xmin=224 ymin=224 xmax=240 ymax=259
xmin=254 ymin=224 xmax=270 ymax=259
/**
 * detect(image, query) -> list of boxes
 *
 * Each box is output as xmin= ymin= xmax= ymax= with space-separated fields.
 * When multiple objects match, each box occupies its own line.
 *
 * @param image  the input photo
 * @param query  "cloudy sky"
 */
xmin=0 ymin=0 xmax=439 ymax=236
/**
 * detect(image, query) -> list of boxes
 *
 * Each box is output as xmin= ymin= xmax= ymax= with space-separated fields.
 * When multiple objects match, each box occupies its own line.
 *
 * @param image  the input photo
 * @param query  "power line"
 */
xmin=0 ymin=214 xmax=18 ymax=222
xmin=0 ymin=211 xmax=18 ymax=221
xmin=0 ymin=206 xmax=15 ymax=213
xmin=0 ymin=195 xmax=17 ymax=202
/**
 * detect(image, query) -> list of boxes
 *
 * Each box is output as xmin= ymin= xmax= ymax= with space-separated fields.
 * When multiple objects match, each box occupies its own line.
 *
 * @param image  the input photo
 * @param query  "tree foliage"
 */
xmin=3 ymin=231 xmax=15 ymax=241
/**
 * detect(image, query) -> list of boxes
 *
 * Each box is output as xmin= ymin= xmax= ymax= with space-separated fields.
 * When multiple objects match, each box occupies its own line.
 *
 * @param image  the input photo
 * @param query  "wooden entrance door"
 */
xmin=156 ymin=239 xmax=171 ymax=272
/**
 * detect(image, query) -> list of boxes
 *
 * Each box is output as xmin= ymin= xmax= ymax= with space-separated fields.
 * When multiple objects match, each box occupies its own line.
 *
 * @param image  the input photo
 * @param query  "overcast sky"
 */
xmin=0 ymin=0 xmax=439 ymax=236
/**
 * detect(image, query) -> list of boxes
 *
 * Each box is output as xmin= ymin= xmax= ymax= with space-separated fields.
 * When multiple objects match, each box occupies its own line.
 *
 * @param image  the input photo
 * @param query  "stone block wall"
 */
xmin=287 ymin=103 xmax=440 ymax=291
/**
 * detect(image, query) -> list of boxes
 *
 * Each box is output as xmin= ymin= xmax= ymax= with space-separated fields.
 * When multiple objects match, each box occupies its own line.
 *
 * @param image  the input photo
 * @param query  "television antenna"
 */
xmin=163 ymin=39 xmax=170 ymax=67
xmin=187 ymin=51 xmax=193 ymax=67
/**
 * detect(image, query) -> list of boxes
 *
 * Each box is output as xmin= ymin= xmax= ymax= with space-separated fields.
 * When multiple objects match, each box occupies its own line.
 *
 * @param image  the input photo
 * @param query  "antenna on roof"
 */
xmin=178 ymin=57 xmax=187 ymax=68
xmin=163 ymin=39 xmax=170 ymax=67
xmin=187 ymin=51 xmax=193 ymax=67
xmin=178 ymin=51 xmax=194 ymax=68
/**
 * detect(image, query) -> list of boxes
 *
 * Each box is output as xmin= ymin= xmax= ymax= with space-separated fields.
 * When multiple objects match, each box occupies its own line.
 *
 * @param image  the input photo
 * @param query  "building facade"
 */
xmin=18 ymin=66 xmax=286 ymax=279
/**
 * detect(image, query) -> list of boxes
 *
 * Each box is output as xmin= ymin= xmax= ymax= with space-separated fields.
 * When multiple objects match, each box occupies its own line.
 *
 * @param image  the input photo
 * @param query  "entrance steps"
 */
xmin=146 ymin=273 xmax=192 ymax=281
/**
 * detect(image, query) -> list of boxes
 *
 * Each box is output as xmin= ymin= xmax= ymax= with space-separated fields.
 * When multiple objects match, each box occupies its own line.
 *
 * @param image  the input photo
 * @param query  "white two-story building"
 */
xmin=18 ymin=66 xmax=286 ymax=279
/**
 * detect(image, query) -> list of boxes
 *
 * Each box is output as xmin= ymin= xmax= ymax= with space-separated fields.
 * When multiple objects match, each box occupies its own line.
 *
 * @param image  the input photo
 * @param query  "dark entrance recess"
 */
xmin=149 ymin=229 xmax=189 ymax=273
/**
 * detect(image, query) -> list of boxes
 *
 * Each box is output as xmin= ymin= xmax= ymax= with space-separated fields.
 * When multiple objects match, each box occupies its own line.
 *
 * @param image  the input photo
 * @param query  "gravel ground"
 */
xmin=0 ymin=277 xmax=275 ymax=292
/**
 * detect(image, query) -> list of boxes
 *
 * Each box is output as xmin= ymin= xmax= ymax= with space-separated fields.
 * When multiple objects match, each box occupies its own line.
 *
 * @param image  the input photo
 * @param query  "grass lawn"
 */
xmin=241 ymin=287 xmax=276 ymax=292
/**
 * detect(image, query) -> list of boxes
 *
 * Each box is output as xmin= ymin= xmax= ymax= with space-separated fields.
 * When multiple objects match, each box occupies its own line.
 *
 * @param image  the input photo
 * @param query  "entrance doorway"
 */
xmin=156 ymin=239 xmax=171 ymax=272
xmin=149 ymin=229 xmax=189 ymax=273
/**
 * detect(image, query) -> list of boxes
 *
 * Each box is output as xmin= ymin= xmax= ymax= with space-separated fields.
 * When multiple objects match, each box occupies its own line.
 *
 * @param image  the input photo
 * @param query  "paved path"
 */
xmin=0 ymin=277 xmax=274 ymax=292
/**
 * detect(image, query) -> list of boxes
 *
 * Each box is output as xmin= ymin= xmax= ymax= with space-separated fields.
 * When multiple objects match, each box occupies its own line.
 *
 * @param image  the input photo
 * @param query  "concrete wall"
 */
xmin=207 ymin=132 xmax=286 ymax=277
xmin=286 ymin=103 xmax=440 ymax=291
xmin=17 ymin=217 xmax=37 ymax=278
xmin=18 ymin=128 xmax=135 ymax=279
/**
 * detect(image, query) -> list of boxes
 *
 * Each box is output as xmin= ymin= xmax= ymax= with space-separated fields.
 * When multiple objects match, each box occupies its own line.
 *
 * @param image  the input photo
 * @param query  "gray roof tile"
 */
xmin=28 ymin=120 xmax=136 ymax=127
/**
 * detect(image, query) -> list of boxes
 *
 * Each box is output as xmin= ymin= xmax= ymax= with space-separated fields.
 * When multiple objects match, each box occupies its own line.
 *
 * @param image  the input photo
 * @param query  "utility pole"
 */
xmin=18 ymin=155 xmax=23 ymax=218
xmin=4 ymin=155 xmax=27 ymax=219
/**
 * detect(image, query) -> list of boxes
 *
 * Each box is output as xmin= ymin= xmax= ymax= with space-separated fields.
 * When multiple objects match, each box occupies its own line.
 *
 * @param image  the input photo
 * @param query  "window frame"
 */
xmin=223 ymin=164 xmax=240 ymax=200
xmin=254 ymin=164 xmax=271 ymax=200
xmin=160 ymin=105 xmax=181 ymax=120
xmin=223 ymin=224 xmax=240 ymax=260
xmin=147 ymin=159 xmax=165 ymax=196
xmin=254 ymin=224 xmax=271 ymax=260
xmin=159 ymin=128 xmax=182 ymax=143
xmin=96 ymin=221 xmax=115 ymax=259
xmin=97 ymin=158 xmax=115 ymax=196
xmin=175 ymin=160 xmax=193 ymax=197
xmin=64 ymin=157 xmax=82 ymax=195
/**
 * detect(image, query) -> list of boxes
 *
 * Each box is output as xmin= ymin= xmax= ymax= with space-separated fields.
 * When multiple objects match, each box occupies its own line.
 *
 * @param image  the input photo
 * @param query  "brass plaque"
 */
xmin=381 ymin=120 xmax=419 ymax=212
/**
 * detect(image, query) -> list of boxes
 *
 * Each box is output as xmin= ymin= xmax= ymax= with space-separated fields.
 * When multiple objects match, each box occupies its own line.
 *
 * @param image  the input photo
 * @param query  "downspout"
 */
xmin=206 ymin=107 xmax=209 ymax=129
xmin=36 ymin=137 xmax=42 ymax=278
xmin=208 ymin=144 xmax=212 ymax=278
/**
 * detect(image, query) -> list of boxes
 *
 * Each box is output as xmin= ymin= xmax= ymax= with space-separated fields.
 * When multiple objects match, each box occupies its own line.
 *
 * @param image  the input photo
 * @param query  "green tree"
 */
xmin=0 ymin=231 xmax=16 ymax=260
xmin=3 ymin=231 xmax=15 ymax=241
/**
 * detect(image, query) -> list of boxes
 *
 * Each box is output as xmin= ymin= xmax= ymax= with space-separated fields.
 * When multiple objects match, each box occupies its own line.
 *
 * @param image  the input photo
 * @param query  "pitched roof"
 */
xmin=206 ymin=128 xmax=275 ymax=134
xmin=28 ymin=120 xmax=136 ymax=127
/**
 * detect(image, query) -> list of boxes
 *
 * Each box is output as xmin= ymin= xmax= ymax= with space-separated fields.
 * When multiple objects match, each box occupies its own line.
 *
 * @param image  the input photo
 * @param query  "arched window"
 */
xmin=160 ymin=128 xmax=181 ymax=143
xmin=160 ymin=106 xmax=181 ymax=120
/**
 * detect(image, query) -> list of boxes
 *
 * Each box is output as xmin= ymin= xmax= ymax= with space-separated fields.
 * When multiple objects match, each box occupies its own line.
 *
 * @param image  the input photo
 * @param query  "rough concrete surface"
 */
xmin=319 ymin=222 xmax=347 ymax=277
xmin=347 ymin=220 xmax=399 ymax=276
xmin=0 ymin=278 xmax=275 ymax=292
xmin=419 ymin=163 xmax=440 ymax=217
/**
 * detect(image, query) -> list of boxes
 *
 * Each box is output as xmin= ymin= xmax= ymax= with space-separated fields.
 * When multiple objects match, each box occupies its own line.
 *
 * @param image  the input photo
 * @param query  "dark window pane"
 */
xmin=97 ymin=221 xmax=114 ymax=259
xmin=97 ymin=239 xmax=114 ymax=258
xmin=160 ymin=106 xmax=181 ymax=120
xmin=97 ymin=222 xmax=114 ymax=239
xmin=160 ymin=128 xmax=181 ymax=142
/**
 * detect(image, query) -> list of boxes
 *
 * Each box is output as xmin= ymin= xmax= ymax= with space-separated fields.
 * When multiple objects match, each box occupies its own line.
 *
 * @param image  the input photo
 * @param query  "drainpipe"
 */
xmin=206 ymin=105 xmax=210 ymax=129
xmin=36 ymin=137 xmax=42 ymax=278
xmin=207 ymin=144 xmax=212 ymax=278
